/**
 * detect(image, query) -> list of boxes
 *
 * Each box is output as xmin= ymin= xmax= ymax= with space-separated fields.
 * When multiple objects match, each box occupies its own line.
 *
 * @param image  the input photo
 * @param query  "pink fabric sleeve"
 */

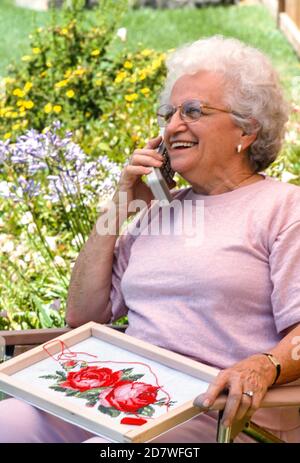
xmin=269 ymin=220 xmax=300 ymax=333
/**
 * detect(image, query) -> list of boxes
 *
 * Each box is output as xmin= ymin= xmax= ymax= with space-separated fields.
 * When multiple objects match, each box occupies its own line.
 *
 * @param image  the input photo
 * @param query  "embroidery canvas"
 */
xmin=38 ymin=340 xmax=177 ymax=425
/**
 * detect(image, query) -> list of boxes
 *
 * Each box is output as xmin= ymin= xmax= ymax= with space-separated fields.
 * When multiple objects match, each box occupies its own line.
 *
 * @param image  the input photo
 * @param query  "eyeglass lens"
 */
xmin=157 ymin=100 xmax=203 ymax=126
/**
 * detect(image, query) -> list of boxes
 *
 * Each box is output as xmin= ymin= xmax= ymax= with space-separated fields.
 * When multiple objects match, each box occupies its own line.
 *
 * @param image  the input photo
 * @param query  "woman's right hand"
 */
xmin=113 ymin=135 xmax=164 ymax=209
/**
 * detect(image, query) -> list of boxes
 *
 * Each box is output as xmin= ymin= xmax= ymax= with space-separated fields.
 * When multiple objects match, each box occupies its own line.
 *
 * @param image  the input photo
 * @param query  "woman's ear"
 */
xmin=241 ymin=119 xmax=260 ymax=150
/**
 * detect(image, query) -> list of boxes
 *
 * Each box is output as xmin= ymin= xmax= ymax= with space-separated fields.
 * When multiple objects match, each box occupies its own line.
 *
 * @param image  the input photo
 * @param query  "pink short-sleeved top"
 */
xmin=110 ymin=176 xmax=300 ymax=370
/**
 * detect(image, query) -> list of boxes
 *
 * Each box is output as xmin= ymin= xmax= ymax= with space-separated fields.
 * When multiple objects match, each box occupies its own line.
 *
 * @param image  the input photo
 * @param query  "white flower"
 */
xmin=45 ymin=236 xmax=57 ymax=251
xmin=24 ymin=253 xmax=32 ymax=262
xmin=1 ymin=240 xmax=14 ymax=253
xmin=15 ymin=244 xmax=28 ymax=256
xmin=54 ymin=255 xmax=66 ymax=267
xmin=32 ymin=252 xmax=45 ymax=264
xmin=281 ymin=171 xmax=298 ymax=183
xmin=28 ymin=223 xmax=37 ymax=234
xmin=20 ymin=211 xmax=34 ymax=225
xmin=116 ymin=27 xmax=127 ymax=42
xmin=0 ymin=181 xmax=11 ymax=198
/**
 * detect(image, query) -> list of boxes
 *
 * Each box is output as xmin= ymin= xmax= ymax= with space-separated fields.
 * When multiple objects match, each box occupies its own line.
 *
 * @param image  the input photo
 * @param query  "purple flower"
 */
xmin=0 ymin=140 xmax=10 ymax=164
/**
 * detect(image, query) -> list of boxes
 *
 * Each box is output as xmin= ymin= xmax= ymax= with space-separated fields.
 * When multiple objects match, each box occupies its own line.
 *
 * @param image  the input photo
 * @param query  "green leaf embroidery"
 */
xmin=121 ymin=368 xmax=134 ymax=374
xmin=55 ymin=370 xmax=67 ymax=380
xmin=76 ymin=388 xmax=106 ymax=398
xmin=65 ymin=389 xmax=80 ymax=397
xmin=125 ymin=374 xmax=144 ymax=381
xmin=136 ymin=405 xmax=155 ymax=417
xmin=98 ymin=405 xmax=121 ymax=418
xmin=49 ymin=385 xmax=68 ymax=392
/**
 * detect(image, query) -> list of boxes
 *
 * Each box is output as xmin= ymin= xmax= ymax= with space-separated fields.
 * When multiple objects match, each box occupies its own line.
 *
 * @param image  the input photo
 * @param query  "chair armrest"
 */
xmin=0 ymin=328 xmax=71 ymax=346
xmin=194 ymin=385 xmax=300 ymax=411
xmin=0 ymin=324 xmax=127 ymax=347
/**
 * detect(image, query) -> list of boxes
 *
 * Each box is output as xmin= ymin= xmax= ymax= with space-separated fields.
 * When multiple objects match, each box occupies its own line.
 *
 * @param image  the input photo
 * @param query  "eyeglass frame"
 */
xmin=156 ymin=99 xmax=244 ymax=127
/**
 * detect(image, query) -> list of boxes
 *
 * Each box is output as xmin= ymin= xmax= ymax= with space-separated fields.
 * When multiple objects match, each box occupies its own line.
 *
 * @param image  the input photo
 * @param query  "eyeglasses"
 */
xmin=157 ymin=99 xmax=242 ymax=127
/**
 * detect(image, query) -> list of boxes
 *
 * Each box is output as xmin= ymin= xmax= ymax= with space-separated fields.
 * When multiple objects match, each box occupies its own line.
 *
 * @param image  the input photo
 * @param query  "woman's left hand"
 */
xmin=200 ymin=354 xmax=276 ymax=427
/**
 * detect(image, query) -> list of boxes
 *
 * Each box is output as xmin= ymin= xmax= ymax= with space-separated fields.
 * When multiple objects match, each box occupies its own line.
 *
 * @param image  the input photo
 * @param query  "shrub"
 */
xmin=0 ymin=0 xmax=167 ymax=162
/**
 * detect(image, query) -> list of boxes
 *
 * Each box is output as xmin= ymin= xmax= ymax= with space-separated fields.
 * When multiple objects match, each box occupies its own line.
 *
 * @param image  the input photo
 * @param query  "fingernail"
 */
xmin=202 ymin=399 xmax=211 ymax=407
xmin=222 ymin=420 xmax=230 ymax=428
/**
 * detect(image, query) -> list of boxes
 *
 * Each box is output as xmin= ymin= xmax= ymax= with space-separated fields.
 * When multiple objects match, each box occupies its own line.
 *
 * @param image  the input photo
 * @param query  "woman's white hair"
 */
xmin=161 ymin=35 xmax=289 ymax=172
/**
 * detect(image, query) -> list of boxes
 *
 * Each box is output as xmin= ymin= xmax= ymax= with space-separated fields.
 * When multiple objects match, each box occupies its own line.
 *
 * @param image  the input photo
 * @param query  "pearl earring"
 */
xmin=236 ymin=144 xmax=242 ymax=153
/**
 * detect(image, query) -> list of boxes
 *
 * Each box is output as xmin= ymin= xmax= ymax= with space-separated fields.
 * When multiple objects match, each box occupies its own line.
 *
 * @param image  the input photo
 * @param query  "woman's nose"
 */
xmin=165 ymin=109 xmax=187 ymax=134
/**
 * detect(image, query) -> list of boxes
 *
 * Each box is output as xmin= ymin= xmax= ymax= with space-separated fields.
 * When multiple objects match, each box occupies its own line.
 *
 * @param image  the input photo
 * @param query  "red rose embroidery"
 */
xmin=98 ymin=381 xmax=159 ymax=413
xmin=62 ymin=361 xmax=77 ymax=369
xmin=60 ymin=366 xmax=123 ymax=392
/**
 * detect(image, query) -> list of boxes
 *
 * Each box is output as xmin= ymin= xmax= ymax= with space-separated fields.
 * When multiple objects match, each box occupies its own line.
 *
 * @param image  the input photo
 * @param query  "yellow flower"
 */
xmin=94 ymin=79 xmax=102 ymax=86
xmin=61 ymin=28 xmax=68 ymax=35
xmin=4 ymin=133 xmax=11 ymax=139
xmin=32 ymin=47 xmax=41 ymax=54
xmin=46 ymin=60 xmax=52 ymax=68
xmin=91 ymin=49 xmax=100 ymax=56
xmin=12 ymin=123 xmax=20 ymax=131
xmin=140 ymin=87 xmax=150 ymax=95
xmin=74 ymin=68 xmax=86 ymax=76
xmin=11 ymin=112 xmax=18 ymax=118
xmin=129 ymin=75 xmax=137 ymax=83
xmin=55 ymin=80 xmax=69 ymax=89
xmin=66 ymin=89 xmax=75 ymax=98
xmin=53 ymin=105 xmax=62 ymax=114
xmin=13 ymin=88 xmax=25 ymax=98
xmin=125 ymin=93 xmax=138 ymax=102
xmin=115 ymin=71 xmax=127 ymax=84
xmin=124 ymin=60 xmax=133 ymax=69
xmin=44 ymin=103 xmax=52 ymax=114
xmin=64 ymin=69 xmax=72 ymax=78
xmin=21 ymin=55 xmax=31 ymax=62
xmin=138 ymin=71 xmax=146 ymax=81
xmin=24 ymin=101 xmax=34 ymax=109
xmin=16 ymin=100 xmax=25 ymax=107
xmin=22 ymin=119 xmax=28 ymax=127
xmin=131 ymin=134 xmax=139 ymax=142
xmin=40 ymin=71 xmax=47 ymax=78
xmin=19 ymin=110 xmax=26 ymax=117
xmin=141 ymin=49 xmax=152 ymax=57
xmin=151 ymin=58 xmax=163 ymax=70
xmin=24 ymin=82 xmax=33 ymax=93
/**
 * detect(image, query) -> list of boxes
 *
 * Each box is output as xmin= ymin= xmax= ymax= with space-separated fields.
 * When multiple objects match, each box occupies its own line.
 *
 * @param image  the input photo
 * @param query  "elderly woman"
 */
xmin=1 ymin=35 xmax=300 ymax=443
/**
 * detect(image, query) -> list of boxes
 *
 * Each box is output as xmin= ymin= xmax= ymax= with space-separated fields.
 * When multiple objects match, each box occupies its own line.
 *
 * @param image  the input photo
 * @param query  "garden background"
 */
xmin=0 ymin=0 xmax=300 ymax=331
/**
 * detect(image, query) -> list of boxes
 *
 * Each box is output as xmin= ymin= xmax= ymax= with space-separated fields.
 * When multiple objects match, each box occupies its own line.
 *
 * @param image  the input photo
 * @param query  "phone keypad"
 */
xmin=160 ymin=146 xmax=175 ymax=187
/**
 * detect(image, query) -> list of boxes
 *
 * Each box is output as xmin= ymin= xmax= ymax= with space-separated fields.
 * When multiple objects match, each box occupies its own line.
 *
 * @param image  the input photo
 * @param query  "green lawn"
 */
xmin=0 ymin=1 xmax=299 ymax=94
xmin=0 ymin=0 xmax=48 ymax=76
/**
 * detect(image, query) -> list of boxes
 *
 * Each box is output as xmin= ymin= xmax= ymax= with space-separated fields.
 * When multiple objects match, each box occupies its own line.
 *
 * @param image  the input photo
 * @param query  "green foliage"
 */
xmin=0 ymin=1 xmax=166 ymax=330
xmin=0 ymin=0 xmax=166 ymax=161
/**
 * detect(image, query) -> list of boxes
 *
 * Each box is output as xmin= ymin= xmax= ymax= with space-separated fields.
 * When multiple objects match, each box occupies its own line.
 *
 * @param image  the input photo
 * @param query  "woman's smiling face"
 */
xmin=164 ymin=71 xmax=243 ymax=185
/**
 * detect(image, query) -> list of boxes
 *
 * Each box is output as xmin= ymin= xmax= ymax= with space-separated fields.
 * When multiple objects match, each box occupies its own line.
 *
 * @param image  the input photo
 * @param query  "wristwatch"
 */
xmin=262 ymin=353 xmax=281 ymax=385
